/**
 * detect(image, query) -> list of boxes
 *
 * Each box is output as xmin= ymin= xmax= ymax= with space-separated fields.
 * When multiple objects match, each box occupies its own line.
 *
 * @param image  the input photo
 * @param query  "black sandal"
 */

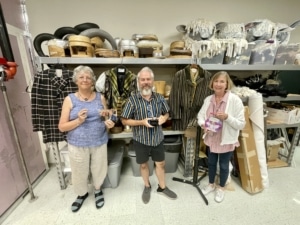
xmin=71 ymin=192 xmax=88 ymax=212
xmin=95 ymin=190 xmax=104 ymax=209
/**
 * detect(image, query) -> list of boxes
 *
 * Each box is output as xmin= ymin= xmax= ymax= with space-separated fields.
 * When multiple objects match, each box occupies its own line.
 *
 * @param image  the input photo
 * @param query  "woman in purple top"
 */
xmin=59 ymin=65 xmax=115 ymax=212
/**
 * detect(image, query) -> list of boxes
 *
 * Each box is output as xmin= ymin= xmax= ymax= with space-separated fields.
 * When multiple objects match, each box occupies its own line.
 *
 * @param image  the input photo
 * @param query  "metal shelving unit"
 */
xmin=38 ymin=56 xmax=300 ymax=188
xmin=38 ymin=57 xmax=300 ymax=71
xmin=265 ymin=95 xmax=300 ymax=167
xmin=266 ymin=122 xmax=300 ymax=167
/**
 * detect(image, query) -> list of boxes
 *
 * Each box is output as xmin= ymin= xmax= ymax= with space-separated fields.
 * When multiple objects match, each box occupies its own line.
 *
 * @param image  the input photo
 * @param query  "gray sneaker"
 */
xmin=157 ymin=186 xmax=177 ymax=200
xmin=142 ymin=186 xmax=151 ymax=204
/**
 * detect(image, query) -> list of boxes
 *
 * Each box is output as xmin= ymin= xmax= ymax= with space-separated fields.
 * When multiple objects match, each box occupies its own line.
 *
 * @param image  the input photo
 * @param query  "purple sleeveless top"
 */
xmin=67 ymin=92 xmax=108 ymax=147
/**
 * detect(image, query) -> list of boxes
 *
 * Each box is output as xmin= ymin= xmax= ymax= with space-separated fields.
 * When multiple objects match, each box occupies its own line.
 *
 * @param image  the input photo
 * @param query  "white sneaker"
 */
xmin=215 ymin=188 xmax=225 ymax=203
xmin=201 ymin=184 xmax=215 ymax=195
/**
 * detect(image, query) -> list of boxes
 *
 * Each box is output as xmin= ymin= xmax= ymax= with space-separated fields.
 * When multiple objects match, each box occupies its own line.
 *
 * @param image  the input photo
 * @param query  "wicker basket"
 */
xmin=110 ymin=126 xmax=123 ymax=134
xmin=90 ymin=37 xmax=103 ymax=49
xmin=154 ymin=81 xmax=166 ymax=95
xmin=47 ymin=39 xmax=68 ymax=57
xmin=95 ymin=48 xmax=120 ymax=58
xmin=68 ymin=35 xmax=93 ymax=57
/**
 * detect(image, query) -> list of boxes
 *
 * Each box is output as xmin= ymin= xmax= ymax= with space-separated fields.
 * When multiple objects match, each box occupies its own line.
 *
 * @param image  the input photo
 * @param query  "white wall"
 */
xmin=26 ymin=0 xmax=300 ymax=56
xmin=25 ymin=0 xmax=300 ymax=163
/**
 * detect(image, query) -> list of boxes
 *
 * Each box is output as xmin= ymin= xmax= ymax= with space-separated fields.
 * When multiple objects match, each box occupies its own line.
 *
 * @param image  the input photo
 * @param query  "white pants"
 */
xmin=68 ymin=143 xmax=108 ymax=196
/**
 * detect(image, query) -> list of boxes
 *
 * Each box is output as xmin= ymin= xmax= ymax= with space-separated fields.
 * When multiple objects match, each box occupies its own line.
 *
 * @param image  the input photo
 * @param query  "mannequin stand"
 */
xmin=173 ymin=126 xmax=208 ymax=205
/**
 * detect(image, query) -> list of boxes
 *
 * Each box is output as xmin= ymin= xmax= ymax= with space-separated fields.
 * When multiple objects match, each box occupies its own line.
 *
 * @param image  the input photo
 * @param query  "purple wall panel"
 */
xmin=0 ymin=0 xmax=46 ymax=216
xmin=0 ymin=0 xmax=25 ymax=30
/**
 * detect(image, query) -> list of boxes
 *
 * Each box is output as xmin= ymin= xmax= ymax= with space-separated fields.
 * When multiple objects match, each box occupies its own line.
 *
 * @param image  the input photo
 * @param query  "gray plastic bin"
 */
xmin=102 ymin=140 xmax=125 ymax=188
xmin=164 ymin=135 xmax=182 ymax=173
xmin=128 ymin=144 xmax=154 ymax=177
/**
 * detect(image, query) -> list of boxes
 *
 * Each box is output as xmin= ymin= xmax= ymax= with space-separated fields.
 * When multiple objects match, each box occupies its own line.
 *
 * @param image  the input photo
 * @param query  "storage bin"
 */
xmin=164 ymin=135 xmax=182 ymax=173
xmin=102 ymin=140 xmax=125 ymax=188
xmin=273 ymin=44 xmax=300 ymax=65
xmin=60 ymin=141 xmax=124 ymax=188
xmin=128 ymin=144 xmax=154 ymax=177
xmin=266 ymin=106 xmax=300 ymax=124
xmin=224 ymin=43 xmax=254 ymax=65
xmin=249 ymin=40 xmax=278 ymax=65
xmin=200 ymin=51 xmax=225 ymax=64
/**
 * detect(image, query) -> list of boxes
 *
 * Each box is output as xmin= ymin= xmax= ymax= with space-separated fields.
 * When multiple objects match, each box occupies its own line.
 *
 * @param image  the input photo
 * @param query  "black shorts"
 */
xmin=133 ymin=140 xmax=165 ymax=164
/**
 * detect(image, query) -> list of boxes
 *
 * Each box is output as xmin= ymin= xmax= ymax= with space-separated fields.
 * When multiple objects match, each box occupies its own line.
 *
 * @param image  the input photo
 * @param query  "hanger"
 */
xmin=50 ymin=58 xmax=65 ymax=70
xmin=116 ymin=64 xmax=126 ymax=74
xmin=190 ymin=56 xmax=198 ymax=70
xmin=115 ymin=58 xmax=126 ymax=74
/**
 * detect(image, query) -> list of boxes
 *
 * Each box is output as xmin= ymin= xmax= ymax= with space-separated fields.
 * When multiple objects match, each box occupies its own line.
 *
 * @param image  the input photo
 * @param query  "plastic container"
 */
xmin=249 ymin=40 xmax=278 ymax=65
xmin=164 ymin=135 xmax=182 ymax=173
xmin=128 ymin=145 xmax=154 ymax=177
xmin=102 ymin=140 xmax=125 ymax=188
xmin=273 ymin=44 xmax=300 ymax=65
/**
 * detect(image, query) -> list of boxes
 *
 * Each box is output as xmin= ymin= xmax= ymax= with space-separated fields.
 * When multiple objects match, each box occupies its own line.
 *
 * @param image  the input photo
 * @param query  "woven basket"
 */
xmin=48 ymin=45 xmax=65 ymax=57
xmin=68 ymin=35 xmax=91 ymax=43
xmin=154 ymin=81 xmax=166 ymax=95
xmin=47 ymin=39 xmax=68 ymax=57
xmin=95 ymin=48 xmax=120 ymax=58
xmin=110 ymin=126 xmax=123 ymax=134
xmin=69 ymin=35 xmax=93 ymax=57
xmin=90 ymin=37 xmax=103 ymax=49
xmin=170 ymin=41 xmax=185 ymax=50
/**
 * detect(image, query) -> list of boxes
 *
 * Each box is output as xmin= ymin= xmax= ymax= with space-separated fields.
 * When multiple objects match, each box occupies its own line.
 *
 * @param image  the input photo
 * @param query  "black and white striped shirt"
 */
xmin=121 ymin=91 xmax=169 ymax=146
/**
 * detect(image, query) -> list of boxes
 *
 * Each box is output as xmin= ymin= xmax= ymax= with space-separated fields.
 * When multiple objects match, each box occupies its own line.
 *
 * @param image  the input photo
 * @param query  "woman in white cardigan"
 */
xmin=197 ymin=71 xmax=245 ymax=203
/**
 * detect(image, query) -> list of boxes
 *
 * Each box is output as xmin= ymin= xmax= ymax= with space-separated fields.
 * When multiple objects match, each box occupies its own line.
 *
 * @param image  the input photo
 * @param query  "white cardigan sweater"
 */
xmin=197 ymin=91 xmax=246 ymax=145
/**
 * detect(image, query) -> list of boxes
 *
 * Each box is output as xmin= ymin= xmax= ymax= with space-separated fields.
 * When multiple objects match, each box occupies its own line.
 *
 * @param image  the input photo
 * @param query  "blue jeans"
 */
xmin=207 ymin=147 xmax=233 ymax=187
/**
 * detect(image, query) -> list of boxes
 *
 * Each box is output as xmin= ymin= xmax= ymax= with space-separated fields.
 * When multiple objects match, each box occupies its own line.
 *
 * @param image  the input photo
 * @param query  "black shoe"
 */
xmin=71 ymin=192 xmax=88 ymax=212
xmin=95 ymin=190 xmax=104 ymax=209
xmin=157 ymin=185 xmax=177 ymax=199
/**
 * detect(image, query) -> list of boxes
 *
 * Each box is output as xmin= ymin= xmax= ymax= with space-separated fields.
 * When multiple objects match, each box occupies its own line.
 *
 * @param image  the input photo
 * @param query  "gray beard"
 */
xmin=141 ymin=88 xmax=152 ymax=96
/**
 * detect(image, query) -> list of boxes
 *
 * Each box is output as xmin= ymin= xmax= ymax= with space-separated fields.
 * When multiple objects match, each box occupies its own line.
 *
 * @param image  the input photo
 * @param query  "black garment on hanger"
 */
xmin=115 ymin=65 xmax=127 ymax=95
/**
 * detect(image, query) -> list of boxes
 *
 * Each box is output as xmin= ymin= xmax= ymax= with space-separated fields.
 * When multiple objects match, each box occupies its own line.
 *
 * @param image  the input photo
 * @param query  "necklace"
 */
xmin=78 ymin=92 xmax=93 ymax=101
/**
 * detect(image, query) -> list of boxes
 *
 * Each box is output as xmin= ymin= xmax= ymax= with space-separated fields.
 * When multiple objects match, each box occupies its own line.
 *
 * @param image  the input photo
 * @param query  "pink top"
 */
xmin=204 ymin=91 xmax=239 ymax=153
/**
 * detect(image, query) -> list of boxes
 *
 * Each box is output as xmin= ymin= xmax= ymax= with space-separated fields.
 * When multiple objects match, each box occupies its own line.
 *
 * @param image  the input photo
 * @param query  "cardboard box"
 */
xmin=236 ymin=106 xmax=263 ymax=194
xmin=266 ymin=143 xmax=280 ymax=162
xmin=266 ymin=107 xmax=300 ymax=124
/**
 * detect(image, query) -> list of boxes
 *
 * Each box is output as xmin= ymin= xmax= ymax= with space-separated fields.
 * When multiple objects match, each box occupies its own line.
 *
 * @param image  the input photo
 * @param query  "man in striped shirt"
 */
xmin=121 ymin=67 xmax=177 ymax=204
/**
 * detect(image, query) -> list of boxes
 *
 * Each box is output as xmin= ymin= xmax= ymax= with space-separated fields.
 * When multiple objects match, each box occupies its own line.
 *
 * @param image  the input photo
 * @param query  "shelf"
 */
xmin=263 ymin=94 xmax=300 ymax=102
xmin=266 ymin=121 xmax=300 ymax=129
xmin=38 ymin=57 xmax=300 ymax=71
xmin=38 ymin=57 xmax=192 ymax=66
xmin=108 ymin=130 xmax=185 ymax=139
xmin=267 ymin=158 xmax=288 ymax=168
